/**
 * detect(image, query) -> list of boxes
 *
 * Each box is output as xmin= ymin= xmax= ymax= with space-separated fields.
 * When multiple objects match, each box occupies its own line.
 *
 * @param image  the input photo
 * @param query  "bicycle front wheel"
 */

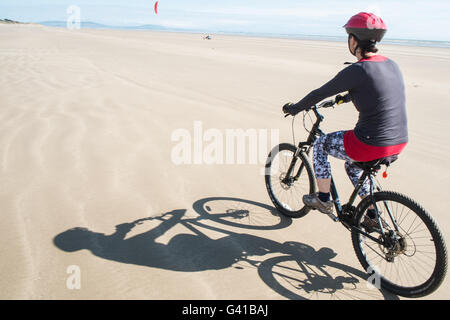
xmin=265 ymin=143 xmax=316 ymax=218
xmin=351 ymin=191 xmax=448 ymax=298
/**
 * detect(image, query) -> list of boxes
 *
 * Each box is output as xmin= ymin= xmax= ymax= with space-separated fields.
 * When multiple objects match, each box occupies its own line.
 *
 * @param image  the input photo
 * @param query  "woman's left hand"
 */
xmin=282 ymin=102 xmax=294 ymax=115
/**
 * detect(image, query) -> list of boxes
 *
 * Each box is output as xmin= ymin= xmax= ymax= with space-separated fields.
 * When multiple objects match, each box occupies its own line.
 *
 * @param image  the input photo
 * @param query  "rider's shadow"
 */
xmin=53 ymin=206 xmax=398 ymax=300
xmin=54 ymin=209 xmax=286 ymax=272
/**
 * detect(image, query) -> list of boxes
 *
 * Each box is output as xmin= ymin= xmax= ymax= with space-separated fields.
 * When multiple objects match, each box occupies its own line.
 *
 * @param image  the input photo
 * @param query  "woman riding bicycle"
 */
xmin=282 ymin=12 xmax=408 ymax=223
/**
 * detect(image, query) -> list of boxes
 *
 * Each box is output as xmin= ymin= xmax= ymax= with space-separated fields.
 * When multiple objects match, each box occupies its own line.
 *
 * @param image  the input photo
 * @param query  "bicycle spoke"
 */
xmin=354 ymin=192 xmax=446 ymax=296
xmin=268 ymin=148 xmax=312 ymax=213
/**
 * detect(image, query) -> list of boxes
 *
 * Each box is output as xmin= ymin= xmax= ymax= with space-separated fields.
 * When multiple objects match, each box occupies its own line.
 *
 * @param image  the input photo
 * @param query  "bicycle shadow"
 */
xmin=192 ymin=196 xmax=293 ymax=230
xmin=257 ymin=242 xmax=398 ymax=300
xmin=53 ymin=197 xmax=398 ymax=300
xmin=54 ymin=207 xmax=295 ymax=272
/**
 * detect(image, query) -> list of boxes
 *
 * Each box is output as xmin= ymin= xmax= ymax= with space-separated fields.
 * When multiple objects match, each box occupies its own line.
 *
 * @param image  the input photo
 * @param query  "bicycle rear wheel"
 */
xmin=265 ymin=143 xmax=315 ymax=218
xmin=351 ymin=191 xmax=447 ymax=298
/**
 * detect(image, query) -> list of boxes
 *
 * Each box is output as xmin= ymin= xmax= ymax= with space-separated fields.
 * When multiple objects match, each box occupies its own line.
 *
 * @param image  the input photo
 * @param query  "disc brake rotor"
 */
xmin=279 ymin=173 xmax=293 ymax=190
xmin=378 ymin=232 xmax=408 ymax=262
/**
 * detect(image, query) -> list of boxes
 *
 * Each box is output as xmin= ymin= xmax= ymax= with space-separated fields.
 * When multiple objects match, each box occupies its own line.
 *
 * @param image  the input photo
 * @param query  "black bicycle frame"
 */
xmin=330 ymin=171 xmax=385 ymax=245
xmin=290 ymin=106 xmax=386 ymax=245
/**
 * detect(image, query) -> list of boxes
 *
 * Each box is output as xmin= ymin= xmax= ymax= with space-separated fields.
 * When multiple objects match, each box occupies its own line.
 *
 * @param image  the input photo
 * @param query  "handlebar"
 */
xmin=317 ymin=93 xmax=350 ymax=109
xmin=318 ymin=99 xmax=335 ymax=109
xmin=284 ymin=93 xmax=350 ymax=117
xmin=283 ymin=94 xmax=351 ymax=144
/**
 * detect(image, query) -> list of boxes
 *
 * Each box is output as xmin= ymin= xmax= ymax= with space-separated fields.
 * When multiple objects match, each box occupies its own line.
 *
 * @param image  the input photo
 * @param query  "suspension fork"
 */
xmin=287 ymin=109 xmax=322 ymax=181
xmin=285 ymin=143 xmax=312 ymax=181
xmin=284 ymin=151 xmax=300 ymax=181
xmin=293 ymin=149 xmax=308 ymax=180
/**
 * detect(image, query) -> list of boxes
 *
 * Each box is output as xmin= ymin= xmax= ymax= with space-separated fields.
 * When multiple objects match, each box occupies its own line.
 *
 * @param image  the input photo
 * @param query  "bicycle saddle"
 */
xmin=353 ymin=154 xmax=399 ymax=171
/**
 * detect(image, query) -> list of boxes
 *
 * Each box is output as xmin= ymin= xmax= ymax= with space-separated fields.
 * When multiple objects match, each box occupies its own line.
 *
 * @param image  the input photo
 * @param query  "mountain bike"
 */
xmin=264 ymin=97 xmax=447 ymax=298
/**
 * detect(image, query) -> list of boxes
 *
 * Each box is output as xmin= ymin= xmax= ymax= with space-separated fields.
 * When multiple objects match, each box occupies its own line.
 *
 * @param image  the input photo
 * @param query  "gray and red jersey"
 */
xmin=290 ymin=55 xmax=408 ymax=161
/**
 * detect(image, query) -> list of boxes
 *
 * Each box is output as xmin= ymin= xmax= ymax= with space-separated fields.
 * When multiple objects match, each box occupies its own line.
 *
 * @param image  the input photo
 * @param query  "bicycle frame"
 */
xmin=289 ymin=106 xmax=390 ymax=245
xmin=271 ymin=101 xmax=448 ymax=298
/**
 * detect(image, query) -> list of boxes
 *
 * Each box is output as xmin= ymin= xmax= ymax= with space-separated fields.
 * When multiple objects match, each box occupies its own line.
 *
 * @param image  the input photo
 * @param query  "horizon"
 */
xmin=1 ymin=0 xmax=450 ymax=42
xmin=30 ymin=20 xmax=450 ymax=45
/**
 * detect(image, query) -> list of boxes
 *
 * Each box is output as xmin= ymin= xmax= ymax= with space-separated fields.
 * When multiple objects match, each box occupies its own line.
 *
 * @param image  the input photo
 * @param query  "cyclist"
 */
xmin=282 ymin=12 xmax=408 ymax=225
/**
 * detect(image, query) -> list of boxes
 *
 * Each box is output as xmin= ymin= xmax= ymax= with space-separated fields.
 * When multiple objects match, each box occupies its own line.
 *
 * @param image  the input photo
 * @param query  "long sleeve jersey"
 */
xmin=290 ymin=55 xmax=408 ymax=148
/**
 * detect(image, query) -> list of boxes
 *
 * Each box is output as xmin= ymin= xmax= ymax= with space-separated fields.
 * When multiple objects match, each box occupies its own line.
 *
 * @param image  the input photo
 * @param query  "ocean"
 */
xmin=39 ymin=21 xmax=450 ymax=49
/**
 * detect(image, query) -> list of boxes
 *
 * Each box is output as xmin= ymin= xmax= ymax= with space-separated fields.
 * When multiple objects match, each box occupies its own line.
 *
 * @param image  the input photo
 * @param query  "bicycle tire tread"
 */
xmin=351 ymin=191 xmax=448 ymax=298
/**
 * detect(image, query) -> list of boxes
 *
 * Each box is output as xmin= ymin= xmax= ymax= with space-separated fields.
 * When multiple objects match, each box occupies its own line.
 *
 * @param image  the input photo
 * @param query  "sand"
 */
xmin=0 ymin=24 xmax=449 ymax=300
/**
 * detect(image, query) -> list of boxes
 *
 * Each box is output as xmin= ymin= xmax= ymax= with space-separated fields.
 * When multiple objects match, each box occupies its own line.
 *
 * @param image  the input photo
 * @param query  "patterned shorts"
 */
xmin=313 ymin=131 xmax=370 ymax=197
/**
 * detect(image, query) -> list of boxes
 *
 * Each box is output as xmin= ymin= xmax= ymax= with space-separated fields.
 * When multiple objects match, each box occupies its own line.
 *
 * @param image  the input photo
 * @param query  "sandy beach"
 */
xmin=0 ymin=24 xmax=449 ymax=300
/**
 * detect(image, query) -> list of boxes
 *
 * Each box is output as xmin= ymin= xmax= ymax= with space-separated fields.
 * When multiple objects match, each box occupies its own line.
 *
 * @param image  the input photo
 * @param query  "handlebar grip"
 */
xmin=335 ymin=93 xmax=351 ymax=105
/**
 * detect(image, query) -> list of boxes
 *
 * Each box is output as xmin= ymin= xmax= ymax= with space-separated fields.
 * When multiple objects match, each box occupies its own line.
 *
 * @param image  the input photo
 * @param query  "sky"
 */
xmin=1 ymin=0 xmax=450 ymax=41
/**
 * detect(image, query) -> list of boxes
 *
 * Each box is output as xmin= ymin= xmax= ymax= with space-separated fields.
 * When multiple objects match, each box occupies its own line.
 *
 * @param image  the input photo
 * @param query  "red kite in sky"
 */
xmin=154 ymin=1 xmax=159 ymax=14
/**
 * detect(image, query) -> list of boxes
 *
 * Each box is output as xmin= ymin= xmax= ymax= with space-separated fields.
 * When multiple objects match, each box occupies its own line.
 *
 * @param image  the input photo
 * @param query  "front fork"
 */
xmin=283 ymin=145 xmax=311 ymax=184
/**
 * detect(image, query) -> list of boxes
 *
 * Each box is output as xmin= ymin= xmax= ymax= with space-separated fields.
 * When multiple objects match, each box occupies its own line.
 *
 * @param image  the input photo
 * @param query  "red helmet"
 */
xmin=344 ymin=12 xmax=387 ymax=42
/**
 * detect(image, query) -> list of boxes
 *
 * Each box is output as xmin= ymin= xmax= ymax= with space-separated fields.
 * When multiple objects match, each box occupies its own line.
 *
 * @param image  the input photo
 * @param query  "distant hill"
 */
xmin=39 ymin=21 xmax=174 ymax=31
xmin=0 ymin=19 xmax=23 ymax=24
